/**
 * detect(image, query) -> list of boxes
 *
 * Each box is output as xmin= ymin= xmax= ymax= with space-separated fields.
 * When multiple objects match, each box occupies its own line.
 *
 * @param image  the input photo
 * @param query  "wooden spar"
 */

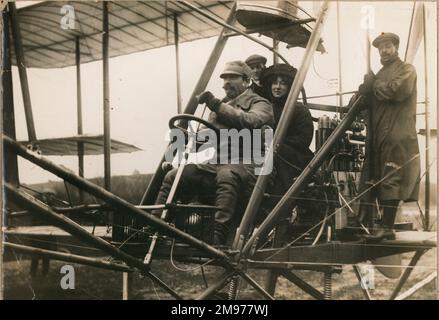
xmin=4 ymin=182 xmax=183 ymax=299
xmin=278 ymin=269 xmax=325 ymax=300
xmin=102 ymin=2 xmax=111 ymax=191
xmin=238 ymin=271 xmax=275 ymax=300
xmin=174 ymin=13 xmax=182 ymax=114
xmin=273 ymin=39 xmax=279 ymax=64
xmin=139 ymin=3 xmax=237 ymax=205
xmin=389 ymin=250 xmax=426 ymax=300
xmin=3 ymin=135 xmax=231 ymax=263
xmin=76 ymin=36 xmax=84 ymax=202
xmin=0 ymin=9 xmax=4 ymax=300
xmin=122 ymin=273 xmax=133 ymax=300
xmin=4 ymin=242 xmax=133 ymax=273
xmin=235 ymin=1 xmax=331 ymax=251
xmin=196 ymin=269 xmax=236 ymax=300
xmin=395 ymin=272 xmax=437 ymax=300
xmin=422 ymin=3 xmax=430 ymax=230
xmin=8 ymin=2 xmax=36 ymax=142
xmin=352 ymin=265 xmax=372 ymax=300
xmin=437 ymin=6 xmax=439 ymax=298
xmin=2 ymin=7 xmax=19 ymax=185
xmin=180 ymin=1 xmax=290 ymax=65
xmin=242 ymin=94 xmax=364 ymax=255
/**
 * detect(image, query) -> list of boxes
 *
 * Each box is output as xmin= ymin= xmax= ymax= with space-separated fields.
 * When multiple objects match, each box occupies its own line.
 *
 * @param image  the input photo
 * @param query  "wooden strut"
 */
xmin=4 ymin=242 xmax=133 ymax=273
xmin=8 ymin=2 xmax=37 ymax=142
xmin=2 ymin=7 xmax=19 ymax=186
xmin=353 ymin=265 xmax=372 ymax=300
xmin=395 ymin=271 xmax=437 ymax=300
xmin=75 ymin=35 xmax=84 ymax=203
xmin=279 ymin=269 xmax=325 ymax=300
xmin=389 ymin=250 xmax=426 ymax=300
xmin=102 ymin=1 xmax=111 ymax=192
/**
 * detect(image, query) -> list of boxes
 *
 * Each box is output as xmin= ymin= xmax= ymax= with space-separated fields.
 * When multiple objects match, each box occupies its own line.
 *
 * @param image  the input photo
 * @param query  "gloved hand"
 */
xmin=197 ymin=91 xmax=221 ymax=112
xmin=358 ymin=71 xmax=376 ymax=95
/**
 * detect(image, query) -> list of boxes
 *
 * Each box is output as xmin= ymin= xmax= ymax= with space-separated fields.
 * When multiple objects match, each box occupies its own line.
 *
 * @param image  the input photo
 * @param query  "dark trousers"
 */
xmin=155 ymin=163 xmax=257 ymax=236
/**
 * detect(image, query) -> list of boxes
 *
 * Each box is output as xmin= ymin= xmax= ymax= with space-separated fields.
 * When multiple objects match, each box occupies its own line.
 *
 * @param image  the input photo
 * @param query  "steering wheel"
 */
xmin=169 ymin=114 xmax=221 ymax=145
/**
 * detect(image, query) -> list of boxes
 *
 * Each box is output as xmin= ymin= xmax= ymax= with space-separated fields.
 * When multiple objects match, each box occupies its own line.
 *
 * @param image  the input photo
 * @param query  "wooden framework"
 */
xmin=1 ymin=1 xmax=437 ymax=300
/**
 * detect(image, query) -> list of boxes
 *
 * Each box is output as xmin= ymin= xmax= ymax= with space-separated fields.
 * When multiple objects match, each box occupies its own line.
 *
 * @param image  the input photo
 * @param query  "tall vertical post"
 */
xmin=1 ymin=8 xmax=6 ymax=301
xmin=9 ymin=2 xmax=36 ymax=141
xmin=174 ymin=13 xmax=182 ymax=114
xmin=76 ymin=36 xmax=84 ymax=203
xmin=122 ymin=272 xmax=133 ymax=300
xmin=273 ymin=39 xmax=279 ymax=64
xmin=2 ymin=7 xmax=18 ymax=185
xmin=102 ymin=2 xmax=111 ymax=192
xmin=435 ymin=0 xmax=439 ymax=301
xmin=422 ymin=3 xmax=430 ymax=230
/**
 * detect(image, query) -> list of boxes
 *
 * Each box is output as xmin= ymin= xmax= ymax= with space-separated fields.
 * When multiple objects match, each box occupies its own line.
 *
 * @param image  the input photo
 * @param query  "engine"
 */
xmin=316 ymin=114 xmax=366 ymax=172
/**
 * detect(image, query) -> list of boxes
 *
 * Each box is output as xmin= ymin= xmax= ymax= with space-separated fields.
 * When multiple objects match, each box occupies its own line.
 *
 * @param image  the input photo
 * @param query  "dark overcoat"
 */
xmin=362 ymin=57 xmax=420 ymax=202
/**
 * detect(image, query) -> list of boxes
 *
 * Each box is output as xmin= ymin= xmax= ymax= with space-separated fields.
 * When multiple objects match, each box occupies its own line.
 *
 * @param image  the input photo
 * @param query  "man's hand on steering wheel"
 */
xmin=169 ymin=114 xmax=221 ymax=148
xmin=197 ymin=91 xmax=222 ymax=112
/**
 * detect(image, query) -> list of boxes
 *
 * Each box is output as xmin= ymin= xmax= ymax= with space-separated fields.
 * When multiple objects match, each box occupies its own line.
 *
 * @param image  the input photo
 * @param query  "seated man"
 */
xmin=155 ymin=61 xmax=274 ymax=245
xmin=245 ymin=54 xmax=269 ymax=99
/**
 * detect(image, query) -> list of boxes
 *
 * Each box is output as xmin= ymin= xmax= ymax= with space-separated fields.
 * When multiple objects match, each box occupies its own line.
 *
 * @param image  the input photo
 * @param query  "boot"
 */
xmin=363 ymin=200 xmax=399 ymax=242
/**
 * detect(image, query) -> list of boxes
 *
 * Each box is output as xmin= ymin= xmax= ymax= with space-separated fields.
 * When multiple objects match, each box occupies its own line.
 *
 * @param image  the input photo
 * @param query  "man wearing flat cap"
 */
xmin=155 ymin=61 xmax=273 ymax=245
xmin=358 ymin=32 xmax=420 ymax=241
xmin=245 ymin=54 xmax=269 ymax=99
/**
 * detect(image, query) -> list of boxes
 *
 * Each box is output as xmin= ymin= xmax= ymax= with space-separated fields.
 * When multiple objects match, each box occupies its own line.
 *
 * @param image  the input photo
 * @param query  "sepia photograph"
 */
xmin=0 ymin=0 xmax=438 ymax=304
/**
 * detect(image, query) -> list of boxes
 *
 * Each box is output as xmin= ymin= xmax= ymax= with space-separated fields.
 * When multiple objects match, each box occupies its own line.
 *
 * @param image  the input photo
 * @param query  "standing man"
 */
xmin=245 ymin=54 xmax=268 ymax=99
xmin=155 ymin=61 xmax=273 ymax=245
xmin=358 ymin=32 xmax=420 ymax=241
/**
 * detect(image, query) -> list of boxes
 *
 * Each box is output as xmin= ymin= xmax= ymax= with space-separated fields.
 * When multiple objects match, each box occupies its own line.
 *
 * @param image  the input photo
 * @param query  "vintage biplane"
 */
xmin=1 ymin=0 xmax=437 ymax=300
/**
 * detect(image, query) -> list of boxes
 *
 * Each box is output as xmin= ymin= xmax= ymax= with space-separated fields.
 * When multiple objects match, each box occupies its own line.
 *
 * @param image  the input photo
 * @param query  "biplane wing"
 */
xmin=19 ymin=134 xmax=142 ymax=156
xmin=12 ymin=1 xmax=323 ymax=69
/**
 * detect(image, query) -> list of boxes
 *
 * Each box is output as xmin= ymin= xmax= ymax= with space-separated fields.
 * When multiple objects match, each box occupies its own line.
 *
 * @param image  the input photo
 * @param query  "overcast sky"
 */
xmin=10 ymin=1 xmax=437 ymax=184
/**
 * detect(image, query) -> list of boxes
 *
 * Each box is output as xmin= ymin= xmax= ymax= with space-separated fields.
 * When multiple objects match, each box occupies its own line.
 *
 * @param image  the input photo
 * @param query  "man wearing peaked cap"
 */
xmin=245 ymin=54 xmax=267 ymax=65
xmin=357 ymin=32 xmax=420 ymax=242
xmin=220 ymin=60 xmax=253 ymax=81
xmin=155 ymin=60 xmax=273 ymax=245
xmin=372 ymin=32 xmax=399 ymax=48
xmin=245 ymin=54 xmax=269 ymax=99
